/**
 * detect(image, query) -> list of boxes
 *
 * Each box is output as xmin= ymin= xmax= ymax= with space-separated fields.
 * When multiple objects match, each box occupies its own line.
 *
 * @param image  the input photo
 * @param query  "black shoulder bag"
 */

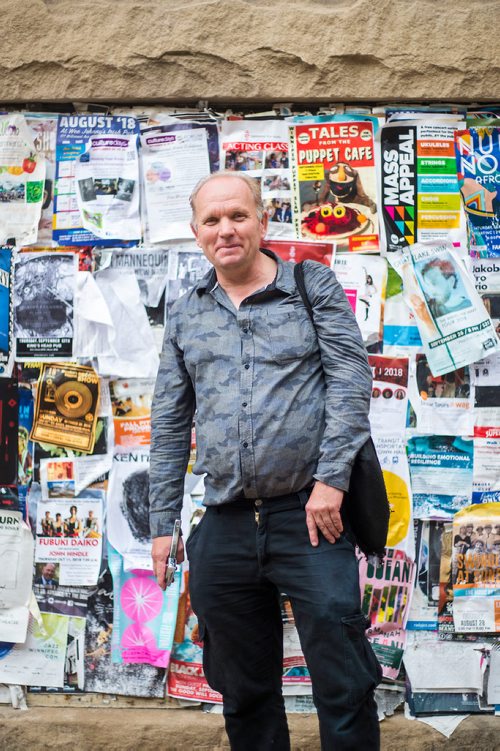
xmin=294 ymin=261 xmax=390 ymax=559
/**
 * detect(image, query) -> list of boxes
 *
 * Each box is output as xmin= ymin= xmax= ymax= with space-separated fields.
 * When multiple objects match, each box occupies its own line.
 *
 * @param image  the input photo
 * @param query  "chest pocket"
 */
xmin=265 ymin=309 xmax=316 ymax=364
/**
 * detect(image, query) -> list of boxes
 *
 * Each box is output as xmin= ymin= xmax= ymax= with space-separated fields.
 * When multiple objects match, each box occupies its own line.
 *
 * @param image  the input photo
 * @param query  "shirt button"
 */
xmin=255 ymin=499 xmax=263 ymax=507
xmin=242 ymin=402 xmax=247 ymax=407
xmin=243 ymin=441 xmax=249 ymax=448
xmin=244 ymin=363 xmax=250 ymax=369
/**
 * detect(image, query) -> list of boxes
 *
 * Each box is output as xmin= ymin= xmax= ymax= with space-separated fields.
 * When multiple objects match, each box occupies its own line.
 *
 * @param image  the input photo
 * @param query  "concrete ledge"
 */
xmin=0 ymin=706 xmax=499 ymax=750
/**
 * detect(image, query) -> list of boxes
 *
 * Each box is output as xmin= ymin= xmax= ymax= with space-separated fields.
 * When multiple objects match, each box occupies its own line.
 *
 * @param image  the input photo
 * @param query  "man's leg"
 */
xmin=187 ymin=506 xmax=290 ymax=751
xmin=261 ymin=501 xmax=381 ymax=751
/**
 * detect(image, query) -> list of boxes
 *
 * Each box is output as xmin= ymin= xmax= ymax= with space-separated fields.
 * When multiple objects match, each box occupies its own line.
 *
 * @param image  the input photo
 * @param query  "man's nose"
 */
xmin=218 ymin=216 xmax=235 ymax=236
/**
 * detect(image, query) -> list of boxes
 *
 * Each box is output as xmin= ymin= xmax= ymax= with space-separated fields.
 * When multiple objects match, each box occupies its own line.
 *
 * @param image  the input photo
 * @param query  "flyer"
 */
xmin=109 ymin=544 xmax=180 ymax=668
xmin=0 ymin=377 xmax=18 ymax=485
xmin=0 ymin=508 xmax=34 ymax=610
xmin=29 ymin=615 xmax=85 ymax=693
xmin=141 ymin=128 xmax=211 ymax=242
xmin=74 ymin=132 xmax=141 ymax=241
xmin=382 ymin=265 xmax=423 ymax=355
xmin=367 ymin=628 xmax=406 ymax=681
xmin=26 ymin=113 xmax=58 ymax=247
xmin=107 ymin=448 xmax=152 ymax=570
xmin=359 ymin=548 xmax=415 ymax=630
xmin=368 ymin=355 xmax=409 ymax=436
xmin=0 ymin=114 xmax=46 ymax=245
xmin=472 ymin=430 xmax=500 ymax=503
xmin=220 ymin=119 xmax=293 ymax=239
xmin=165 ymin=246 xmax=211 ymax=316
xmin=35 ymin=497 xmax=103 ymax=586
xmin=18 ymin=385 xmax=34 ymax=486
xmin=54 ymin=114 xmax=139 ymax=246
xmin=390 ymin=241 xmax=499 ymax=376
xmin=31 ymin=363 xmax=100 ymax=453
xmin=261 ymin=238 xmax=334 ymax=266
xmin=332 ymin=253 xmax=387 ymax=352
xmin=0 ymin=612 xmax=68 ymax=687
xmin=290 ymin=116 xmax=379 ymax=251
xmin=454 ymin=127 xmax=500 ymax=257
xmin=407 ymin=435 xmax=474 ymax=518
xmin=378 ymin=120 xmax=464 ymax=254
xmin=372 ymin=434 xmax=413 ymax=555
xmin=452 ymin=503 xmax=500 ymax=633
xmin=409 ymin=354 xmax=474 ymax=436
xmin=110 ymin=379 xmax=154 ymax=448
xmin=407 ymin=521 xmax=438 ymax=631
xmin=14 ymin=251 xmax=77 ymax=360
xmin=0 ymin=247 xmax=13 ymax=375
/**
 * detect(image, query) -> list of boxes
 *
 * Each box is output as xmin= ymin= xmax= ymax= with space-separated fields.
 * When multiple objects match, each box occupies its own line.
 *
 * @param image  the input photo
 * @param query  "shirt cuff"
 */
xmin=313 ymin=462 xmax=353 ymax=493
xmin=149 ymin=510 xmax=181 ymax=538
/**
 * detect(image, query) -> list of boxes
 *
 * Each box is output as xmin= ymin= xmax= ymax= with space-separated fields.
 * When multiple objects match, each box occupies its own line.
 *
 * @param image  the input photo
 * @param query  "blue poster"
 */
xmin=0 ymin=247 xmax=13 ymax=375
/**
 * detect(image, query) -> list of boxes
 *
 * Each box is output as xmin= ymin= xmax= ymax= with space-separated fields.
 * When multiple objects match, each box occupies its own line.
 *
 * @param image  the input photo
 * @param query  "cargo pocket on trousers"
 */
xmin=341 ymin=613 xmax=382 ymax=705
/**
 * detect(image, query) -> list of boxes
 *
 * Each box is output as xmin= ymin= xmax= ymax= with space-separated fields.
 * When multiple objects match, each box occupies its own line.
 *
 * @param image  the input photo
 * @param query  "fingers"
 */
xmin=177 ymin=538 xmax=185 ymax=565
xmin=154 ymin=560 xmax=167 ymax=591
xmin=306 ymin=507 xmax=343 ymax=546
xmin=306 ymin=512 xmax=319 ymax=547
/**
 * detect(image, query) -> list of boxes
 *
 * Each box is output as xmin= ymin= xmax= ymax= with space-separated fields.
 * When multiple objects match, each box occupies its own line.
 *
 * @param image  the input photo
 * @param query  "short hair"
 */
xmin=189 ymin=170 xmax=264 ymax=227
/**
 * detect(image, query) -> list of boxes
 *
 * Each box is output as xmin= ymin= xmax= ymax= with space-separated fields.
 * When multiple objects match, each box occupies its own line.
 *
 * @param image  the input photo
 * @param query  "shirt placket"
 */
xmin=237 ymin=302 xmax=257 ymax=497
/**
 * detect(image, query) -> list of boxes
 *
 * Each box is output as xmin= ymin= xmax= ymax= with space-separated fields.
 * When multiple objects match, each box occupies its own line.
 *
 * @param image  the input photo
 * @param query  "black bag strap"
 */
xmin=293 ymin=261 xmax=314 ymax=324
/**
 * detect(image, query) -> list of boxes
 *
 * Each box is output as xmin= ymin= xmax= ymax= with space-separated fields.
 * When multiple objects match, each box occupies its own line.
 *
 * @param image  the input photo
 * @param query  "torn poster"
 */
xmin=0 ymin=247 xmax=13 ymax=376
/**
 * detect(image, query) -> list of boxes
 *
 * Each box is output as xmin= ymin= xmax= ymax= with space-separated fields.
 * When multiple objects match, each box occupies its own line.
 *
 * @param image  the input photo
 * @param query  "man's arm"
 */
xmin=302 ymin=260 xmax=373 ymax=545
xmin=150 ymin=315 xmax=195 ymax=586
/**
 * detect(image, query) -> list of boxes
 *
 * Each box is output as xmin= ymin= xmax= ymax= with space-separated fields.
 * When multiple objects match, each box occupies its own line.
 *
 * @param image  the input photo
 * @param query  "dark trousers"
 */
xmin=187 ymin=491 xmax=381 ymax=751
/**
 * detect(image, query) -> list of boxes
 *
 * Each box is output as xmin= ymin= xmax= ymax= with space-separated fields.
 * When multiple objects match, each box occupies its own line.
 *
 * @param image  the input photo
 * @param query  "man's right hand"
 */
xmin=152 ymin=535 xmax=185 ymax=591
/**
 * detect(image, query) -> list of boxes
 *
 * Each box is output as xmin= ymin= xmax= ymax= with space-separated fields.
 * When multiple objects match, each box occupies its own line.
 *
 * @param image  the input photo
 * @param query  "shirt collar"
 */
xmin=195 ymin=248 xmax=295 ymax=296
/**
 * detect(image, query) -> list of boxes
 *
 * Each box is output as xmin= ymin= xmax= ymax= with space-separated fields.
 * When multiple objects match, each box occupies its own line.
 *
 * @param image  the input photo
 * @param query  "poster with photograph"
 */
xmin=0 ymin=114 xmax=46 ymax=245
xmin=390 ymin=241 xmax=499 ymax=376
xmin=261 ymin=239 xmax=334 ymax=266
xmin=165 ymin=246 xmax=211 ymax=316
xmin=31 ymin=363 xmax=100 ymax=453
xmin=35 ymin=497 xmax=103 ymax=586
xmin=409 ymin=354 xmax=474 ymax=436
xmin=54 ymin=114 xmax=139 ymax=246
xmin=0 ymin=612 xmax=68 ymax=687
xmin=141 ymin=128 xmax=211 ymax=242
xmin=378 ymin=120 xmax=464 ymax=254
xmin=107 ymin=448 xmax=152 ymax=570
xmin=0 ymin=247 xmax=13 ymax=375
xmin=382 ymin=265 xmax=423 ymax=355
xmin=368 ymin=355 xmax=409 ymax=436
xmin=290 ymin=115 xmax=379 ymax=251
xmin=75 ymin=133 xmax=141 ymax=241
xmin=407 ymin=435 xmax=474 ymax=518
xmin=332 ymin=253 xmax=387 ymax=352
xmin=110 ymin=379 xmax=154 ymax=448
xmin=220 ymin=119 xmax=293 ymax=239
xmin=454 ymin=127 xmax=500 ymax=257
xmin=26 ymin=113 xmax=58 ymax=246
xmin=14 ymin=251 xmax=77 ymax=360
xmin=109 ymin=544 xmax=180 ymax=668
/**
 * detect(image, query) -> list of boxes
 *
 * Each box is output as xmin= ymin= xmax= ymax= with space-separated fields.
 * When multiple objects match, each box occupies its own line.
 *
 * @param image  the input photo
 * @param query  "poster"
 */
xmin=14 ymin=251 xmax=77 ymax=360
xmin=109 ymin=544 xmax=180 ymax=668
xmin=452 ymin=503 xmax=500 ymax=633
xmin=75 ymin=133 xmax=141 ymax=241
xmin=107 ymin=448 xmax=152 ymax=570
xmin=31 ymin=363 xmax=100 ymax=453
xmin=18 ymin=385 xmax=34 ymax=486
xmin=0 ymin=508 xmax=34 ymax=610
xmin=220 ymin=119 xmax=293 ymax=238
xmin=261 ymin=238 xmax=334 ymax=266
xmin=165 ymin=246 xmax=211 ymax=316
xmin=35 ymin=497 xmax=103 ymax=586
xmin=0 ymin=247 xmax=13 ymax=375
xmin=382 ymin=265 xmax=423 ymax=355
xmin=332 ymin=253 xmax=387 ymax=352
xmin=378 ymin=120 xmax=464 ymax=253
xmin=290 ymin=115 xmax=379 ymax=251
xmin=26 ymin=113 xmax=58 ymax=246
xmin=0 ymin=377 xmax=18 ymax=485
xmin=359 ymin=549 xmax=416 ymax=630
xmin=455 ymin=127 xmax=500 ymax=257
xmin=0 ymin=114 xmax=46 ymax=245
xmin=368 ymin=355 xmax=409 ymax=436
xmin=110 ymin=378 xmax=154 ymax=448
xmin=372 ymin=434 xmax=413 ymax=555
xmin=30 ymin=615 xmax=85 ymax=694
xmin=141 ymin=128 xmax=211 ymax=242
xmin=0 ymin=612 xmax=68 ymax=687
xmin=54 ymin=114 xmax=139 ymax=246
xmin=408 ymin=435 xmax=473 ymax=518
xmin=407 ymin=521 xmax=438 ymax=631
xmin=390 ymin=241 xmax=499 ymax=376
xmin=367 ymin=629 xmax=406 ymax=681
xmin=472 ymin=430 xmax=500 ymax=503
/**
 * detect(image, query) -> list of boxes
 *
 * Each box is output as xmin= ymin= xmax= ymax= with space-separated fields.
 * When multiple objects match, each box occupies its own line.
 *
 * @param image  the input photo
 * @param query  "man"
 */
xmin=150 ymin=171 xmax=381 ymax=750
xmin=35 ymin=562 xmax=58 ymax=587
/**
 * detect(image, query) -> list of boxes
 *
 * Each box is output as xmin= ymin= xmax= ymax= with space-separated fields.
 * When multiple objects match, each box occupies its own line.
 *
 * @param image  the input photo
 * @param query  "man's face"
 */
xmin=43 ymin=563 xmax=56 ymax=579
xmin=191 ymin=177 xmax=268 ymax=274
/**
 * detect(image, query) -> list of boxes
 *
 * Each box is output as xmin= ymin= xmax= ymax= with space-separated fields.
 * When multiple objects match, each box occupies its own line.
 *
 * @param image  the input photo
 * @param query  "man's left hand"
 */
xmin=305 ymin=482 xmax=344 ymax=546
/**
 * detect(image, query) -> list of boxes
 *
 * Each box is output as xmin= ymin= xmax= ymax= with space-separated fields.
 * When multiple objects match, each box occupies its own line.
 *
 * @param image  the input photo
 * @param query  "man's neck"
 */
xmin=217 ymin=251 xmax=277 ymax=309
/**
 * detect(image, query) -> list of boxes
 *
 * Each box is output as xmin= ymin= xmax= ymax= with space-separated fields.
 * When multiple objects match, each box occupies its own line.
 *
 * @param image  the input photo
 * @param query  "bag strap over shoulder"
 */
xmin=293 ymin=261 xmax=314 ymax=325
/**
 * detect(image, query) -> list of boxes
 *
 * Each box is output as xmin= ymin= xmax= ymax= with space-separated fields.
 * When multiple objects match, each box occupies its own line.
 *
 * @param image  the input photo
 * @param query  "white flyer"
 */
xmin=141 ymin=128 xmax=211 ymax=242
xmin=75 ymin=133 xmax=141 ymax=241
xmin=0 ymin=612 xmax=68 ymax=687
xmin=0 ymin=509 xmax=34 ymax=609
xmin=368 ymin=355 xmax=409 ymax=436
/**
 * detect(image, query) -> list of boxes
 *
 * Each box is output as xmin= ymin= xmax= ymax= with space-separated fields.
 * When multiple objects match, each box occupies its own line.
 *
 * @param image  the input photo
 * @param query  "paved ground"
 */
xmin=0 ymin=706 xmax=499 ymax=750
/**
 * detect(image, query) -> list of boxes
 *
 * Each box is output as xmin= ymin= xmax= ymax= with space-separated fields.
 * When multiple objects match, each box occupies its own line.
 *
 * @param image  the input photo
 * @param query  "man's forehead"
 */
xmin=196 ymin=178 xmax=255 ymax=209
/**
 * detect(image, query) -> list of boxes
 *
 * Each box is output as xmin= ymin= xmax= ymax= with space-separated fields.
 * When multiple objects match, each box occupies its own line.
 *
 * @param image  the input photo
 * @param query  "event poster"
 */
xmin=372 ymin=434 xmax=413 ymax=555
xmin=220 ymin=119 xmax=293 ymax=238
xmin=14 ymin=251 xmax=77 ymax=360
xmin=141 ymin=128 xmax=211 ymax=242
xmin=109 ymin=544 xmax=181 ymax=668
xmin=290 ymin=115 xmax=379 ymax=251
xmin=472 ymin=430 xmax=500 ymax=504
xmin=0 ymin=508 xmax=34 ymax=610
xmin=75 ymin=133 xmax=141 ymax=241
xmin=0 ymin=612 xmax=68 ymax=687
xmin=454 ymin=127 xmax=500 ymax=257
xmin=0 ymin=377 xmax=18 ymax=485
xmin=378 ymin=120 xmax=464 ymax=253
xmin=31 ymin=363 xmax=100 ymax=453
xmin=35 ymin=497 xmax=103 ymax=586
xmin=382 ymin=265 xmax=423 ymax=355
xmin=359 ymin=549 xmax=415 ymax=630
xmin=0 ymin=247 xmax=13 ymax=375
xmin=368 ymin=355 xmax=409 ymax=436
xmin=261 ymin=239 xmax=334 ymax=266
xmin=0 ymin=114 xmax=46 ymax=245
xmin=165 ymin=246 xmax=211 ymax=316
xmin=26 ymin=113 xmax=58 ymax=246
xmin=54 ymin=114 xmax=139 ymax=246
xmin=110 ymin=379 xmax=154 ymax=448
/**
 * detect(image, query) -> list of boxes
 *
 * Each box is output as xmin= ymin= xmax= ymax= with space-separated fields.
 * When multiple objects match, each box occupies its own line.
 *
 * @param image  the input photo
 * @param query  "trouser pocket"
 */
xmin=341 ymin=613 xmax=382 ymax=705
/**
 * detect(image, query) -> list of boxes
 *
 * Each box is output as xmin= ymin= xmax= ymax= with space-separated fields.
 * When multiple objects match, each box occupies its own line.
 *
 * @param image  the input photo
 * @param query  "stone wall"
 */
xmin=2 ymin=0 xmax=499 ymax=104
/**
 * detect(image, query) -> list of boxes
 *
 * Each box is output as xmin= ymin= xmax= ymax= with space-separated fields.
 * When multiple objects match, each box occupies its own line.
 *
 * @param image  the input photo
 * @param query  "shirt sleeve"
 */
xmin=149 ymin=312 xmax=195 ymax=538
xmin=303 ymin=260 xmax=373 ymax=492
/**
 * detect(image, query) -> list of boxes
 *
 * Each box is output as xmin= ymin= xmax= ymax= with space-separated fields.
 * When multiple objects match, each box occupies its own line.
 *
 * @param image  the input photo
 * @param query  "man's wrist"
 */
xmin=150 ymin=510 xmax=181 ymax=538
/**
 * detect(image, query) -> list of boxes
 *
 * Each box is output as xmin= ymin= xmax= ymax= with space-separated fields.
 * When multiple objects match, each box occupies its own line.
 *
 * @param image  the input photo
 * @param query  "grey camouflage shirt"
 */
xmin=149 ymin=249 xmax=372 ymax=538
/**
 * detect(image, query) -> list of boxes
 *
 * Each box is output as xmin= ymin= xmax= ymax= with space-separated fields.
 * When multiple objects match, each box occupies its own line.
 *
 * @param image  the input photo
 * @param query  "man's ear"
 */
xmin=190 ymin=222 xmax=201 ymax=247
xmin=260 ymin=211 xmax=269 ymax=239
